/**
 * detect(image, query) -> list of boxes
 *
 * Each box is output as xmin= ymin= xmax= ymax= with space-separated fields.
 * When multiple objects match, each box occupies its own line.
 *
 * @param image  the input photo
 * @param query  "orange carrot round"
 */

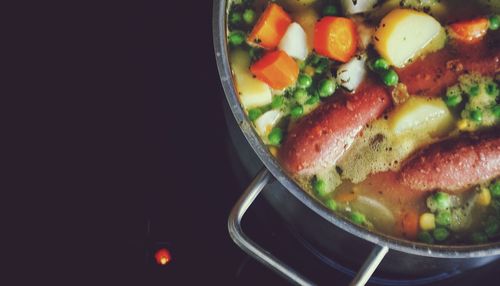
xmin=247 ymin=3 xmax=292 ymax=49
xmin=314 ymin=17 xmax=358 ymax=63
xmin=401 ymin=211 xmax=419 ymax=240
xmin=250 ymin=50 xmax=299 ymax=90
xmin=449 ymin=17 xmax=489 ymax=43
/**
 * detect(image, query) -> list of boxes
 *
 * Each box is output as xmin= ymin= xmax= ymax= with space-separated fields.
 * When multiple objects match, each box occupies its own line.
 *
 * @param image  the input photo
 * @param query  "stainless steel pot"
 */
xmin=213 ymin=1 xmax=500 ymax=285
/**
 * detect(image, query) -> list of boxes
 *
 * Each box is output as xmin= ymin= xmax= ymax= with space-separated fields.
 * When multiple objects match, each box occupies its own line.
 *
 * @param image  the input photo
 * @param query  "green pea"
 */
xmin=493 ymin=105 xmax=500 ymax=118
xmin=470 ymin=109 xmax=483 ymax=123
xmin=271 ymin=96 xmax=284 ymax=109
xmin=469 ymin=84 xmax=480 ymax=96
xmin=371 ymin=58 xmax=389 ymax=71
xmin=229 ymin=12 xmax=242 ymax=25
xmin=243 ymin=9 xmax=256 ymax=25
xmin=293 ymin=88 xmax=309 ymax=104
xmin=471 ymin=232 xmax=488 ymax=244
xmin=444 ymin=94 xmax=462 ymax=107
xmin=315 ymin=58 xmax=329 ymax=74
xmin=382 ymin=69 xmax=399 ymax=86
xmin=490 ymin=181 xmax=500 ymax=198
xmin=433 ymin=227 xmax=449 ymax=241
xmin=318 ymin=79 xmax=336 ymax=98
xmin=489 ymin=15 xmax=500 ymax=30
xmin=297 ymin=74 xmax=312 ymax=89
xmin=325 ymin=199 xmax=338 ymax=211
xmin=228 ymin=31 xmax=245 ymax=45
xmin=323 ymin=5 xmax=338 ymax=16
xmin=248 ymin=108 xmax=262 ymax=121
xmin=486 ymin=82 xmax=499 ymax=96
xmin=417 ymin=231 xmax=435 ymax=244
xmin=313 ymin=178 xmax=328 ymax=197
xmin=305 ymin=95 xmax=320 ymax=105
xmin=485 ymin=220 xmax=499 ymax=237
xmin=350 ymin=211 xmax=366 ymax=225
xmin=435 ymin=210 xmax=451 ymax=226
xmin=268 ymin=127 xmax=283 ymax=145
xmin=309 ymin=54 xmax=321 ymax=65
xmin=291 ymin=105 xmax=304 ymax=119
xmin=431 ymin=192 xmax=451 ymax=210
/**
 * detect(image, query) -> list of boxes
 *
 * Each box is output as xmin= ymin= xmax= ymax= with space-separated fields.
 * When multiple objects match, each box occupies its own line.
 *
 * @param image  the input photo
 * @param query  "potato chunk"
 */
xmin=374 ymin=9 xmax=442 ymax=68
xmin=388 ymin=97 xmax=454 ymax=137
xmin=230 ymin=49 xmax=272 ymax=109
xmin=279 ymin=22 xmax=308 ymax=61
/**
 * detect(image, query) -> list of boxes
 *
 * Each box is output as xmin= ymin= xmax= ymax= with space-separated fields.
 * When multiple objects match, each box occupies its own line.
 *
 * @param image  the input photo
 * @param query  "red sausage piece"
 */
xmin=397 ymin=43 xmax=500 ymax=97
xmin=279 ymin=80 xmax=391 ymax=175
xmin=399 ymin=131 xmax=500 ymax=192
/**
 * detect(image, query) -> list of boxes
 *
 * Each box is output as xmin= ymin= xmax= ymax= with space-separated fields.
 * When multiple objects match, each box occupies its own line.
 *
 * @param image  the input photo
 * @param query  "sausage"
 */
xmin=399 ymin=131 xmax=500 ymax=192
xmin=278 ymin=79 xmax=391 ymax=175
xmin=397 ymin=42 xmax=500 ymax=97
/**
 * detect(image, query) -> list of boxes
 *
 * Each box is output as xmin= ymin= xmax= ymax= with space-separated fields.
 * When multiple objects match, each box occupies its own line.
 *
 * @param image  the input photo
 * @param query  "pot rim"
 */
xmin=213 ymin=0 xmax=500 ymax=258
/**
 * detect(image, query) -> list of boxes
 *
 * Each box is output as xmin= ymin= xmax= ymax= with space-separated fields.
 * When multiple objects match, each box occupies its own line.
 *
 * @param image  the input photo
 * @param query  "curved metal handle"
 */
xmin=228 ymin=168 xmax=314 ymax=285
xmin=228 ymin=168 xmax=389 ymax=286
xmin=349 ymin=245 xmax=389 ymax=286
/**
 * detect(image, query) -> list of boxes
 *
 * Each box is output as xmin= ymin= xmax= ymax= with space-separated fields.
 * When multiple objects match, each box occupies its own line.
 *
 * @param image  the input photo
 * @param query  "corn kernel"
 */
xmin=457 ymin=119 xmax=469 ymax=130
xmin=419 ymin=212 xmax=436 ymax=231
xmin=477 ymin=187 xmax=491 ymax=206
xmin=304 ymin=66 xmax=315 ymax=77
xmin=269 ymin=146 xmax=278 ymax=157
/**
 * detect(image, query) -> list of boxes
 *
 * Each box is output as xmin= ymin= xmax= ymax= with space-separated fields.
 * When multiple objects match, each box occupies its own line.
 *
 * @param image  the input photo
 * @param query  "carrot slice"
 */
xmin=400 ymin=211 xmax=419 ymax=240
xmin=247 ymin=3 xmax=292 ymax=49
xmin=250 ymin=50 xmax=299 ymax=90
xmin=449 ymin=17 xmax=489 ymax=43
xmin=314 ymin=17 xmax=358 ymax=63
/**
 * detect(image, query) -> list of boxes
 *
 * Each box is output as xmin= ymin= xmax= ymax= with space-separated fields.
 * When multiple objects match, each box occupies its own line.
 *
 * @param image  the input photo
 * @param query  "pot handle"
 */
xmin=228 ymin=168 xmax=389 ymax=286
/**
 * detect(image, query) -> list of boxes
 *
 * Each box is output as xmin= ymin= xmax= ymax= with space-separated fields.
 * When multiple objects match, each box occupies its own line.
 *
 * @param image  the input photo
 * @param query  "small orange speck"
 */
xmin=155 ymin=248 xmax=172 ymax=266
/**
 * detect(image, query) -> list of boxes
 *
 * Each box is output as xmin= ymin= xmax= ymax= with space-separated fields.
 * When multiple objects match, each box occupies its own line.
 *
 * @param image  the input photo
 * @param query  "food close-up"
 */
xmin=226 ymin=0 xmax=500 ymax=245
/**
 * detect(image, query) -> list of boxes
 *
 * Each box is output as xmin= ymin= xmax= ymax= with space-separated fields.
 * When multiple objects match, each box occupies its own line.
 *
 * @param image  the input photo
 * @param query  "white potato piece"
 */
xmin=336 ymin=53 xmax=367 ymax=92
xmin=230 ymin=49 xmax=272 ymax=109
xmin=341 ymin=0 xmax=378 ymax=15
xmin=255 ymin=109 xmax=282 ymax=137
xmin=278 ymin=22 xmax=308 ymax=61
xmin=388 ymin=97 xmax=454 ymax=137
xmin=368 ymin=0 xmax=447 ymax=22
xmin=374 ymin=9 xmax=442 ymax=68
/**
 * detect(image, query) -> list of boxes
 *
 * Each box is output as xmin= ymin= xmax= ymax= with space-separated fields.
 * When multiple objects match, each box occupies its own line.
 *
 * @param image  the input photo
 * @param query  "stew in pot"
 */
xmin=227 ymin=0 xmax=500 ymax=245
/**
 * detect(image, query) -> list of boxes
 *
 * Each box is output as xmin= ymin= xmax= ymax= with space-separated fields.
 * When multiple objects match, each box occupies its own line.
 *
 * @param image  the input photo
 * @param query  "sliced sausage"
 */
xmin=399 ymin=131 xmax=500 ymax=192
xmin=397 ymin=42 xmax=500 ymax=97
xmin=279 ymin=79 xmax=391 ymax=175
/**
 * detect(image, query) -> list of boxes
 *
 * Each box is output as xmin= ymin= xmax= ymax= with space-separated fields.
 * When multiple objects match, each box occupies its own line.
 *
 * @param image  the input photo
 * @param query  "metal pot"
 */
xmin=213 ymin=1 xmax=500 ymax=285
